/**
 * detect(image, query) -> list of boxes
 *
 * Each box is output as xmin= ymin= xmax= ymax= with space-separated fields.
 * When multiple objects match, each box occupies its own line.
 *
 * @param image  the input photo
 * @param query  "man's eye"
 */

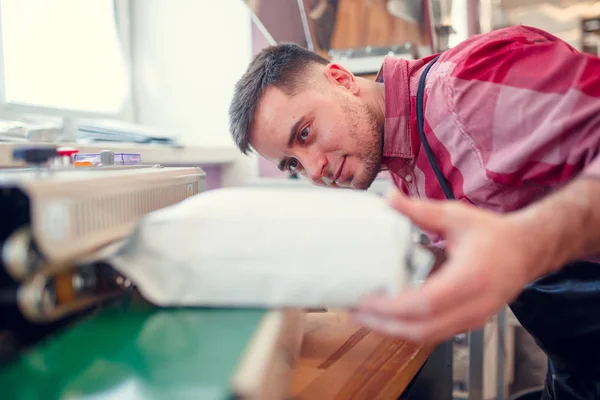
xmin=288 ymin=158 xmax=300 ymax=172
xmin=299 ymin=126 xmax=310 ymax=141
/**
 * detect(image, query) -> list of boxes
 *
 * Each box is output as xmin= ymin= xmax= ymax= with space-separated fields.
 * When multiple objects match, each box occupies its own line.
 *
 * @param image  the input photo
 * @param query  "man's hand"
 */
xmin=352 ymin=190 xmax=566 ymax=345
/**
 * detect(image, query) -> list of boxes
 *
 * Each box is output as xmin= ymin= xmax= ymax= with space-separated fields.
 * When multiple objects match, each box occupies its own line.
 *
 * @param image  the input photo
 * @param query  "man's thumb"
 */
xmin=386 ymin=190 xmax=449 ymax=235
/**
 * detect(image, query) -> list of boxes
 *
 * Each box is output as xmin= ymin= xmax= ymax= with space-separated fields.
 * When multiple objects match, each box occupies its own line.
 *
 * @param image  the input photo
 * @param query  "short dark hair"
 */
xmin=229 ymin=43 xmax=329 ymax=155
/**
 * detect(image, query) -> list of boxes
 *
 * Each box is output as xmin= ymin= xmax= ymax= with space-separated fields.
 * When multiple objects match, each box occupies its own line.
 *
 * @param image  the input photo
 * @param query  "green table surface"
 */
xmin=0 ymin=299 xmax=268 ymax=400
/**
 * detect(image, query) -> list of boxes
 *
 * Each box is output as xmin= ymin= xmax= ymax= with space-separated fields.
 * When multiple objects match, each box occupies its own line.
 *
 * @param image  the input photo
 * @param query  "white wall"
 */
xmin=130 ymin=0 xmax=254 ymax=148
xmin=129 ymin=0 xmax=261 ymax=186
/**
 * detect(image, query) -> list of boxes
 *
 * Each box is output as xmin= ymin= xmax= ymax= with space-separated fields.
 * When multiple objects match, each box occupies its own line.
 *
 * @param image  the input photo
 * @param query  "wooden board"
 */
xmin=301 ymin=0 xmax=428 ymax=60
xmin=290 ymin=310 xmax=434 ymax=400
xmin=232 ymin=309 xmax=306 ymax=400
xmin=329 ymin=0 xmax=427 ymax=50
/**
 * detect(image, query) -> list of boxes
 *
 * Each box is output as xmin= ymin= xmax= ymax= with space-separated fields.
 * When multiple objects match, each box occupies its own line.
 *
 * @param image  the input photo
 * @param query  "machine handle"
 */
xmin=12 ymin=146 xmax=58 ymax=166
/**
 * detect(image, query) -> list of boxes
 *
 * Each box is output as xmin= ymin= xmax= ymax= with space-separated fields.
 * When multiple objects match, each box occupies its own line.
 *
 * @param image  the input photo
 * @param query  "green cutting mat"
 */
xmin=0 ymin=299 xmax=267 ymax=400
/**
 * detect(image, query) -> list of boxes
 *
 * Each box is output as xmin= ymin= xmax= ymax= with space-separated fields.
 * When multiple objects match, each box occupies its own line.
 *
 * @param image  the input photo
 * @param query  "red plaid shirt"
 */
xmin=377 ymin=25 xmax=600 ymax=213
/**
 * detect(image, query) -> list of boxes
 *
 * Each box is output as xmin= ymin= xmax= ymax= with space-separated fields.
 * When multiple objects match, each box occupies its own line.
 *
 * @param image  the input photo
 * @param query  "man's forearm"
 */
xmin=509 ymin=177 xmax=600 ymax=275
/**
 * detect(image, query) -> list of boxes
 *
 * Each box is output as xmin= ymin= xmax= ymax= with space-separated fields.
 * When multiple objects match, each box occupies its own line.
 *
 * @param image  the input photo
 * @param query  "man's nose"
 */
xmin=302 ymin=153 xmax=327 ymax=183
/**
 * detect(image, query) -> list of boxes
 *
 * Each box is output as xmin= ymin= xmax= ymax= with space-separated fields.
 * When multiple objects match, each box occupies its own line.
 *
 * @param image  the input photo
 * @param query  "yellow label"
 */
xmin=187 ymin=183 xmax=193 ymax=197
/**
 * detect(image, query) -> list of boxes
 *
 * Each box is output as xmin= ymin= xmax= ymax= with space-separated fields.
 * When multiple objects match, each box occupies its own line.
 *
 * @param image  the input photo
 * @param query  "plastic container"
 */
xmin=73 ymin=152 xmax=142 ymax=166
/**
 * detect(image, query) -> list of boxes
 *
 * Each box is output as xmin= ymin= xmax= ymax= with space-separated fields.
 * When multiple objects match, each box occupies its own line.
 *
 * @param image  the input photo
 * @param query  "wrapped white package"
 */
xmin=108 ymin=186 xmax=435 ymax=308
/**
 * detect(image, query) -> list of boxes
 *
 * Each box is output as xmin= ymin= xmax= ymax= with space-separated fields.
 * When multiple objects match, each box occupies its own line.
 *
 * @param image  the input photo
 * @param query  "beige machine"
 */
xmin=0 ymin=145 xmax=306 ymax=400
xmin=0 ymin=146 xmax=205 ymax=341
xmin=3 ymin=166 xmax=204 ymax=271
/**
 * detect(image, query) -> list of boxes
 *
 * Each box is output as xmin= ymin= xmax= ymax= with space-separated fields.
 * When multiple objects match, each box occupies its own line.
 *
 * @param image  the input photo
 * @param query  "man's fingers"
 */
xmin=386 ymin=190 xmax=450 ymax=235
xmin=357 ymin=288 xmax=430 ymax=319
xmin=417 ymin=258 xmax=490 ymax=316
xmin=358 ymin=259 xmax=480 ymax=320
xmin=353 ymin=295 xmax=495 ymax=344
xmin=355 ymin=258 xmax=500 ymax=344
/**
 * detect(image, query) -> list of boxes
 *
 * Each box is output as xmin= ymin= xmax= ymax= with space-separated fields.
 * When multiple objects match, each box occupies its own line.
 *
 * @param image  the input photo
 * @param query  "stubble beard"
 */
xmin=342 ymin=99 xmax=384 ymax=190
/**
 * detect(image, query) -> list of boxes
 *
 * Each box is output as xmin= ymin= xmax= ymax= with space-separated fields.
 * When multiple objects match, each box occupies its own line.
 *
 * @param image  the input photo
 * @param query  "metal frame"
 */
xmin=402 ymin=340 xmax=454 ymax=400
xmin=468 ymin=329 xmax=485 ymax=400
xmin=113 ymin=0 xmax=137 ymax=123
xmin=467 ymin=309 xmax=509 ymax=400
xmin=403 ymin=308 xmax=509 ymax=400
xmin=497 ymin=308 xmax=507 ymax=400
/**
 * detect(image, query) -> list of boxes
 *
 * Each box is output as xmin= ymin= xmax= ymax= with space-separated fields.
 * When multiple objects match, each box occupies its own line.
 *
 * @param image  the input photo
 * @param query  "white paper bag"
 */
xmin=109 ymin=186 xmax=434 ymax=308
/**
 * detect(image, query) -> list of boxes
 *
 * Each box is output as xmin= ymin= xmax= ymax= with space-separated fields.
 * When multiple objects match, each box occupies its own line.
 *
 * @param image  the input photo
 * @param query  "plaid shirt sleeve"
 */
xmin=445 ymin=25 xmax=600 ymax=189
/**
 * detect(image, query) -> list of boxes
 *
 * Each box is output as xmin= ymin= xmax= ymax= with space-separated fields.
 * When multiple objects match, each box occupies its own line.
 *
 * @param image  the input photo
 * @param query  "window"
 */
xmin=0 ymin=0 xmax=131 ymax=116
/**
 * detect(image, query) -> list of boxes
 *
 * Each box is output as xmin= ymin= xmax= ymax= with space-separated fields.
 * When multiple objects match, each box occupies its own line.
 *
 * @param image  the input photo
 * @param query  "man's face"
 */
xmin=249 ymin=64 xmax=384 ymax=190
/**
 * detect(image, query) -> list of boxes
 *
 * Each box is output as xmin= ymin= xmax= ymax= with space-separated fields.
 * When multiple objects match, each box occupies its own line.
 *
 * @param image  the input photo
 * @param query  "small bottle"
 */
xmin=53 ymin=147 xmax=79 ymax=168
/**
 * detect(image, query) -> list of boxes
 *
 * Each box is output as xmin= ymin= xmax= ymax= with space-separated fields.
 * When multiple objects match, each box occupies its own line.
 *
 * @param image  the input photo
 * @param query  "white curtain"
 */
xmin=0 ymin=0 xmax=130 ymax=115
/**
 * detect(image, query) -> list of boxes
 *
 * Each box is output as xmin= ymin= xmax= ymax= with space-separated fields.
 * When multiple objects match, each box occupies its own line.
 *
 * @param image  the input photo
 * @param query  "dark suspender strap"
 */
xmin=416 ymin=55 xmax=455 ymax=200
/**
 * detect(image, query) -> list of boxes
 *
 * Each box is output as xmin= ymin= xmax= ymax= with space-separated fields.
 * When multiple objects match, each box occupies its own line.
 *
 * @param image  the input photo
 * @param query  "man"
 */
xmin=229 ymin=24 xmax=600 ymax=399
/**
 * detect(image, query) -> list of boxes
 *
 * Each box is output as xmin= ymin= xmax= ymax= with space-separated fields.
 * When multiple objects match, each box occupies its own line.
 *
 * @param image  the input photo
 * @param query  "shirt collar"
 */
xmin=377 ymin=56 xmax=414 ymax=161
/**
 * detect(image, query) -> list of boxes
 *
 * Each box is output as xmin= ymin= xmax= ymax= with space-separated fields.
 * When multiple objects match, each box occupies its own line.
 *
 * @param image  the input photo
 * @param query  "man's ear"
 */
xmin=325 ymin=63 xmax=359 ymax=94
